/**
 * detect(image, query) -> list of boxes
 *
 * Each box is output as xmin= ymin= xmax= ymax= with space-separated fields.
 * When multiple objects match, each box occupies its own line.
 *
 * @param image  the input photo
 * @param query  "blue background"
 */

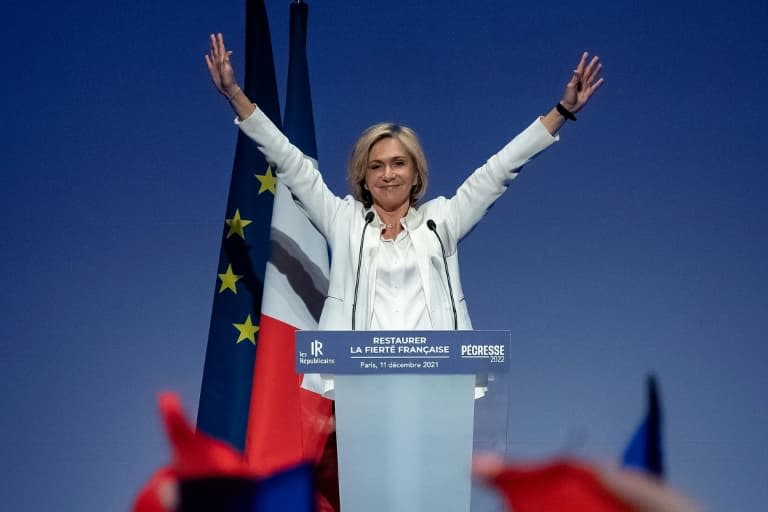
xmin=1 ymin=0 xmax=766 ymax=509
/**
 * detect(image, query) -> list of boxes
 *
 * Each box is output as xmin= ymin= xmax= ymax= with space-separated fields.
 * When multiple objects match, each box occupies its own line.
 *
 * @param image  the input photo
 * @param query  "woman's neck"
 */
xmin=374 ymin=203 xmax=410 ymax=240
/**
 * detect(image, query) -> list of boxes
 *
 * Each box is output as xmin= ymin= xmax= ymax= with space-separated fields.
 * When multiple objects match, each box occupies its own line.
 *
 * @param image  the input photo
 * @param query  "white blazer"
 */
xmin=237 ymin=107 xmax=558 ymax=395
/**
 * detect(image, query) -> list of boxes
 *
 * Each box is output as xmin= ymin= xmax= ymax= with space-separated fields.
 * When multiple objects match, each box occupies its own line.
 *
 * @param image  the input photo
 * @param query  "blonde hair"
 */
xmin=347 ymin=123 xmax=429 ymax=208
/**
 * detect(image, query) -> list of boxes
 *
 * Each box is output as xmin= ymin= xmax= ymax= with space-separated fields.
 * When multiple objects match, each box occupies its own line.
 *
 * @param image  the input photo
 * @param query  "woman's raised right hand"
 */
xmin=205 ymin=33 xmax=239 ymax=98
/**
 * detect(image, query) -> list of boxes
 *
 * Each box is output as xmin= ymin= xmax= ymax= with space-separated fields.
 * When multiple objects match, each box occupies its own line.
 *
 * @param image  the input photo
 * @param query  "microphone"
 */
xmin=427 ymin=219 xmax=458 ymax=330
xmin=352 ymin=211 xmax=375 ymax=330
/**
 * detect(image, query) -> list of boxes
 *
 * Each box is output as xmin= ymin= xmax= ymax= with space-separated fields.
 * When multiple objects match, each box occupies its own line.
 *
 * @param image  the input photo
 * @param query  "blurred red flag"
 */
xmin=485 ymin=460 xmax=632 ymax=512
xmin=476 ymin=457 xmax=699 ymax=512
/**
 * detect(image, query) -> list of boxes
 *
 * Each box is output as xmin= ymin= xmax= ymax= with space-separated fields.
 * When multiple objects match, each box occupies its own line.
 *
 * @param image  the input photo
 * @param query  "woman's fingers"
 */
xmin=217 ymin=33 xmax=227 ymax=62
xmin=583 ymin=56 xmax=600 ymax=84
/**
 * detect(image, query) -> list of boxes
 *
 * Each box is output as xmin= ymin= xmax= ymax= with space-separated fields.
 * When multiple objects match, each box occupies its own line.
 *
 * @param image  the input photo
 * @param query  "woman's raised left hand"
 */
xmin=560 ymin=52 xmax=604 ymax=114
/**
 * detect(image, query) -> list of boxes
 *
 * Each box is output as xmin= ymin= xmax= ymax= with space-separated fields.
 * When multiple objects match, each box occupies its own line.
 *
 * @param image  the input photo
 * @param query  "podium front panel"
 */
xmin=334 ymin=374 xmax=475 ymax=512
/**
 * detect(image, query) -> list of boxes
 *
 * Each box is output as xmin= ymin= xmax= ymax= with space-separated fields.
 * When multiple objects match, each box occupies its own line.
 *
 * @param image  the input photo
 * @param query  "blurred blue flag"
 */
xmin=177 ymin=465 xmax=315 ymax=512
xmin=622 ymin=374 xmax=664 ymax=477
xmin=196 ymin=0 xmax=282 ymax=451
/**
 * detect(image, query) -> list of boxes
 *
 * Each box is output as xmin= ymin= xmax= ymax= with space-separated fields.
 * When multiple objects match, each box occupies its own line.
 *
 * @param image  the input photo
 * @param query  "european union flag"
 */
xmin=197 ymin=0 xmax=282 ymax=451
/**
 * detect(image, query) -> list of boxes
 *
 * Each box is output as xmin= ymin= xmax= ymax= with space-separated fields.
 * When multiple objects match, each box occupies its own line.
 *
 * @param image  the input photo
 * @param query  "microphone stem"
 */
xmin=352 ymin=213 xmax=374 ymax=330
xmin=428 ymin=221 xmax=458 ymax=330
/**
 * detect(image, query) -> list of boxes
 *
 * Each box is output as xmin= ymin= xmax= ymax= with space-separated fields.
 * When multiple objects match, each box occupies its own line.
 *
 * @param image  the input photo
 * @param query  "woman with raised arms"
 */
xmin=205 ymin=33 xmax=603 ymax=395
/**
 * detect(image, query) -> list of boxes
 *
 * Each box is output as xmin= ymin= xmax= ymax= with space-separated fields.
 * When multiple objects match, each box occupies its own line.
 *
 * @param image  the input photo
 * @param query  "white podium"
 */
xmin=296 ymin=330 xmax=510 ymax=512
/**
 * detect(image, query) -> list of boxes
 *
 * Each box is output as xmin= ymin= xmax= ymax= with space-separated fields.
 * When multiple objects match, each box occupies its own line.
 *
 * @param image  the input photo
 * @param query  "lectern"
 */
xmin=296 ymin=330 xmax=510 ymax=512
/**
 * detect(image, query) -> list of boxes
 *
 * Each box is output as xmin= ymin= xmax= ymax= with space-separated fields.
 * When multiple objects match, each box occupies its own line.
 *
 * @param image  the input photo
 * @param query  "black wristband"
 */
xmin=556 ymin=103 xmax=577 ymax=121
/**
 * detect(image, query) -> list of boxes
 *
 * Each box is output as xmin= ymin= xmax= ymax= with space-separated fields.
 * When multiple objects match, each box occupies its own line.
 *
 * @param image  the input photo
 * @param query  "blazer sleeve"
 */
xmin=443 ymin=117 xmax=559 ymax=241
xmin=235 ymin=106 xmax=345 ymax=239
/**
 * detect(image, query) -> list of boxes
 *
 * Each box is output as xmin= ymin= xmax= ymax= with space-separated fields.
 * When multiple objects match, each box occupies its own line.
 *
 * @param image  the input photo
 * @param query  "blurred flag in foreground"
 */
xmin=476 ymin=458 xmax=632 ymax=512
xmin=133 ymin=393 xmax=315 ymax=512
xmin=474 ymin=456 xmax=698 ymax=512
xmin=622 ymin=374 xmax=664 ymax=477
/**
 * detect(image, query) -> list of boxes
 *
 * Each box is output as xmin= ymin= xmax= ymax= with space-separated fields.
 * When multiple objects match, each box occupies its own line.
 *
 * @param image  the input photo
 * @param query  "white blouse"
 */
xmin=369 ymin=226 xmax=432 ymax=330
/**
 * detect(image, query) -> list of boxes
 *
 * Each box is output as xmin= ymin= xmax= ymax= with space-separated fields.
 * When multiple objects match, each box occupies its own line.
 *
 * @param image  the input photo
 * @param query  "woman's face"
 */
xmin=364 ymin=136 xmax=417 ymax=214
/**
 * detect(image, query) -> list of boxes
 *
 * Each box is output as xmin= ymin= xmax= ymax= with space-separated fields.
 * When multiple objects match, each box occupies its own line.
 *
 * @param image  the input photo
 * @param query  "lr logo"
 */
xmin=310 ymin=339 xmax=324 ymax=357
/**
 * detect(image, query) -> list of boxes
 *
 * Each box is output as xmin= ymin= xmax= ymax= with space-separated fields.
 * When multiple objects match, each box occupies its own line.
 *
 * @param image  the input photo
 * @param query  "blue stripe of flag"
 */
xmin=283 ymin=0 xmax=317 ymax=160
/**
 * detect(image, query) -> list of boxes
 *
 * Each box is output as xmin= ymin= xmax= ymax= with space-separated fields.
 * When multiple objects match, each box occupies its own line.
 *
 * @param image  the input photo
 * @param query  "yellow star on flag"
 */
xmin=254 ymin=166 xmax=277 ymax=195
xmin=233 ymin=314 xmax=259 ymax=345
xmin=225 ymin=209 xmax=252 ymax=239
xmin=218 ymin=264 xmax=243 ymax=294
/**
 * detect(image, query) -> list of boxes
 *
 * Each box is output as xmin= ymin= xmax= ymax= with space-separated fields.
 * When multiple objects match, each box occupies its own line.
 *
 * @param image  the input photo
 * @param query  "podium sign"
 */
xmin=295 ymin=330 xmax=509 ymax=374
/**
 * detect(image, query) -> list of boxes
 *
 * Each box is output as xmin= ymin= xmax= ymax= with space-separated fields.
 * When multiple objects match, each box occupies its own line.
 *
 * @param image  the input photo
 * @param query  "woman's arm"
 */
xmin=204 ymin=33 xmax=346 ymax=239
xmin=443 ymin=52 xmax=604 ymax=240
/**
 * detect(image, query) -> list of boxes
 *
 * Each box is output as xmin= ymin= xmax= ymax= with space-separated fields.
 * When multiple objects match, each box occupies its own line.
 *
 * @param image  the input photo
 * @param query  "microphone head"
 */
xmin=365 ymin=211 xmax=375 ymax=223
xmin=426 ymin=219 xmax=436 ymax=231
